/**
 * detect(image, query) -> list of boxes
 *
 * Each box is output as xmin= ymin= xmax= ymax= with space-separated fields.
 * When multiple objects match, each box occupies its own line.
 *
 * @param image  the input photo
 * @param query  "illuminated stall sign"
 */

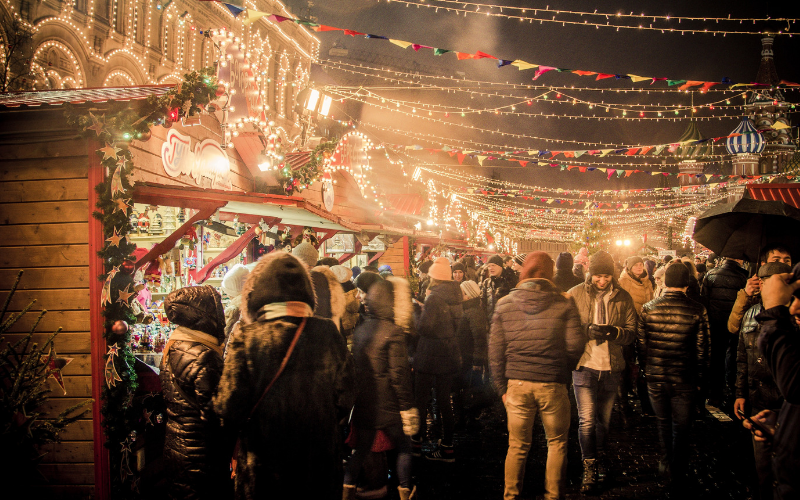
xmin=326 ymin=233 xmax=356 ymax=254
xmin=161 ymin=129 xmax=233 ymax=190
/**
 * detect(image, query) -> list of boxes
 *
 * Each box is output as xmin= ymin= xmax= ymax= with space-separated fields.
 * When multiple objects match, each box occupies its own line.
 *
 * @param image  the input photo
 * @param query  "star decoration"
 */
xmin=116 ymin=283 xmax=135 ymax=306
xmin=106 ymin=227 xmax=123 ymax=247
xmin=107 ymin=265 xmax=120 ymax=281
xmin=110 ymin=167 xmax=125 ymax=197
xmin=40 ymin=348 xmax=73 ymax=395
xmin=99 ymin=143 xmax=121 ymax=160
xmin=85 ymin=112 xmax=106 ymax=136
xmin=143 ymin=408 xmax=154 ymax=426
xmin=107 ymin=344 xmax=120 ymax=357
xmin=113 ymin=197 xmax=131 ymax=214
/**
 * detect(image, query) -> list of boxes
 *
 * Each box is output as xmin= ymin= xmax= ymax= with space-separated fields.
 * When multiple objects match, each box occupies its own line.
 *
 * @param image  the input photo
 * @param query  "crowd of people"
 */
xmin=156 ymin=238 xmax=800 ymax=500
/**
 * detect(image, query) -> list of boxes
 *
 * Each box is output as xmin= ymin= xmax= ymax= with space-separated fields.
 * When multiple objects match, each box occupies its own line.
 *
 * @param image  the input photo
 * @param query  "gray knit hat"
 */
xmin=291 ymin=241 xmax=319 ymax=268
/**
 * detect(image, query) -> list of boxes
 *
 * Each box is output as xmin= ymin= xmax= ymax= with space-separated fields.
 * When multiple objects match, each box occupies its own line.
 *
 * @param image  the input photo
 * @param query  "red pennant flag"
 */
xmin=567 ymin=165 xmax=577 ymax=171
xmin=313 ymin=25 xmax=341 ymax=32
xmin=268 ymin=14 xmax=291 ymax=22
xmin=678 ymin=80 xmax=704 ymax=90
xmin=572 ymin=70 xmax=597 ymax=76
xmin=457 ymin=153 xmax=466 ymax=164
xmin=625 ymin=170 xmax=635 ymax=177
xmin=344 ymin=29 xmax=365 ymax=36
xmin=639 ymin=146 xmax=654 ymax=155
xmin=626 ymin=148 xmax=640 ymax=155
xmin=550 ymin=151 xmax=561 ymax=158
xmin=518 ymin=161 xmax=529 ymax=167
xmin=578 ymin=167 xmax=586 ymax=173
xmin=700 ymin=82 xmax=720 ymax=92
xmin=474 ymin=51 xmax=498 ymax=59
xmin=533 ymin=66 xmax=557 ymax=80
xmin=563 ymin=151 xmax=575 ymax=158
xmin=448 ymin=151 xmax=456 ymax=157
xmin=596 ymin=73 xmax=614 ymax=80
xmin=607 ymin=169 xmax=616 ymax=180
xmin=456 ymin=52 xmax=474 ymax=60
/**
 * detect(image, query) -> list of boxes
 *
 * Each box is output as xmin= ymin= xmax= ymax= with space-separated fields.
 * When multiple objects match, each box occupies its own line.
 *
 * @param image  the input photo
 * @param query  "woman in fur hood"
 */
xmin=214 ymin=252 xmax=355 ymax=500
xmin=344 ymin=277 xmax=418 ymax=500
xmin=311 ymin=265 xmax=347 ymax=334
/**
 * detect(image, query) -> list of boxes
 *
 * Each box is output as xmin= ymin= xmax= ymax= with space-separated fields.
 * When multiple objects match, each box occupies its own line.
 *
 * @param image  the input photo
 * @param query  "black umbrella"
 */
xmin=692 ymin=198 xmax=800 ymax=263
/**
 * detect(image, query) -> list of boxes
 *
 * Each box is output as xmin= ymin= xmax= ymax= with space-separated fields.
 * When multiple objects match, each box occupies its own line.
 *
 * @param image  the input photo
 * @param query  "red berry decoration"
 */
xmin=111 ymin=320 xmax=129 ymax=336
xmin=120 ymin=260 xmax=135 ymax=275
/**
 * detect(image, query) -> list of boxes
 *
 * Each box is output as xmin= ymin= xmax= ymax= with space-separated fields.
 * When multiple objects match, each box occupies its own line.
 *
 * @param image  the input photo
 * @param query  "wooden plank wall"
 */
xmin=0 ymin=108 xmax=94 ymax=499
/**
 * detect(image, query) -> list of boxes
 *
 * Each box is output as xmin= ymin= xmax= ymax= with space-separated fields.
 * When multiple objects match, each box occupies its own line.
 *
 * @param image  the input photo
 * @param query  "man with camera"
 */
xmin=568 ymin=251 xmax=637 ymax=494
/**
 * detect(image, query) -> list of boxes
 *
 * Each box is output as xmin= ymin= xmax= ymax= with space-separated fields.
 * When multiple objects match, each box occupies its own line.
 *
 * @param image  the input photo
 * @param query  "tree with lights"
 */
xmin=572 ymin=217 xmax=608 ymax=255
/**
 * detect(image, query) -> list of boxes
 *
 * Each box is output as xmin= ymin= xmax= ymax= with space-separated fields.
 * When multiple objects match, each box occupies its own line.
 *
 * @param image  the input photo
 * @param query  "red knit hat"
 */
xmin=520 ymin=251 xmax=554 ymax=281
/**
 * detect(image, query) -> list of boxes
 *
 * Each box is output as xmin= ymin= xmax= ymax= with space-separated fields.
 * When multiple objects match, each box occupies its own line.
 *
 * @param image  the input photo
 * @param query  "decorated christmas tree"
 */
xmin=573 ymin=217 xmax=608 ymax=254
xmin=0 ymin=271 xmax=92 ymax=492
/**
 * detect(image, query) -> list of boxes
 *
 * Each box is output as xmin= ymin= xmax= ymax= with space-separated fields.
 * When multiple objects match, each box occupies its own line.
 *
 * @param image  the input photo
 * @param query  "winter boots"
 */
xmin=398 ymin=485 xmax=417 ymax=500
xmin=581 ymin=458 xmax=597 ymax=493
xmin=424 ymin=439 xmax=455 ymax=462
xmin=342 ymin=484 xmax=356 ymax=500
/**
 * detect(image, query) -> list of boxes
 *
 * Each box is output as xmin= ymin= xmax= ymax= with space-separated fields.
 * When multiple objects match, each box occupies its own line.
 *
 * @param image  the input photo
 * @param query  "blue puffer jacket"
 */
xmin=414 ymin=280 xmax=463 ymax=374
xmin=489 ymin=279 xmax=585 ymax=394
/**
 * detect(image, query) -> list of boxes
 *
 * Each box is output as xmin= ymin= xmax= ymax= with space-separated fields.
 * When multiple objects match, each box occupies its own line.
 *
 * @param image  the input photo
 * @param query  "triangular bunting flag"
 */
xmin=626 ymin=148 xmax=640 ymax=155
xmin=344 ymin=29 xmax=365 ymax=36
xmin=390 ymin=40 xmax=413 ymax=49
xmin=223 ymin=3 xmax=245 ymax=16
xmin=477 ymin=156 xmax=487 ymax=166
xmin=596 ymin=73 xmax=614 ymax=80
xmin=512 ymin=60 xmax=538 ymax=70
xmin=607 ymin=169 xmax=616 ymax=180
xmin=456 ymin=52 xmax=475 ymax=60
xmin=574 ymin=151 xmax=587 ymax=158
xmin=314 ymin=25 xmax=342 ymax=32
xmin=433 ymin=48 xmax=449 ymax=56
xmin=242 ymin=9 xmax=266 ymax=24
xmin=628 ymin=75 xmax=650 ymax=83
xmin=533 ymin=66 xmax=557 ymax=80
xmin=474 ymin=51 xmax=497 ymax=59
xmin=572 ymin=70 xmax=597 ymax=76
xmin=639 ymin=146 xmax=654 ymax=155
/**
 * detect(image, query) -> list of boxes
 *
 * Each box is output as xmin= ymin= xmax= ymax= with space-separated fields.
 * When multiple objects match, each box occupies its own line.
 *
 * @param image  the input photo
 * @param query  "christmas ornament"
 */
xmin=101 ymin=278 xmax=112 ymax=306
xmin=106 ymin=227 xmax=123 ymax=247
xmin=113 ymin=197 xmax=131 ymax=214
xmin=116 ymin=283 xmax=135 ymax=306
xmin=111 ymin=320 xmax=129 ymax=336
xmin=111 ymin=166 xmax=125 ymax=197
xmin=40 ymin=348 xmax=73 ymax=395
xmin=85 ymin=112 xmax=106 ymax=136
xmin=99 ymin=143 xmax=121 ymax=160
xmin=105 ymin=343 xmax=123 ymax=389
xmin=120 ymin=260 xmax=135 ymax=275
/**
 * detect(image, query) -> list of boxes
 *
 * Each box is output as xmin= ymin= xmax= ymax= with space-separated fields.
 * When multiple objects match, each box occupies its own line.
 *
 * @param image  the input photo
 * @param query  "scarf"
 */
xmin=162 ymin=326 xmax=223 ymax=371
xmin=255 ymin=301 xmax=314 ymax=322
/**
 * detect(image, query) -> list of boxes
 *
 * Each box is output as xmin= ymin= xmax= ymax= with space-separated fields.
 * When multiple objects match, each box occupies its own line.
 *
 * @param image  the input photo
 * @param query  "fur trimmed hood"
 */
xmin=311 ymin=265 xmax=346 ymax=329
xmin=387 ymin=276 xmax=413 ymax=333
xmin=240 ymin=251 xmax=315 ymax=324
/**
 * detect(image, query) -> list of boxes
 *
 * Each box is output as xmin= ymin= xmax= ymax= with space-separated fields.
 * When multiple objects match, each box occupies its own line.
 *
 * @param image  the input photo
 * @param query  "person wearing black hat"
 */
xmin=480 ymin=255 xmax=517 ymax=322
xmin=452 ymin=262 xmax=466 ymax=284
xmin=637 ymin=261 xmax=710 ymax=489
xmin=553 ymin=252 xmax=583 ymax=293
xmin=214 ymin=253 xmax=354 ymax=499
xmin=732 ymin=262 xmax=791 ymax=500
xmin=568 ymin=250 xmax=637 ymax=493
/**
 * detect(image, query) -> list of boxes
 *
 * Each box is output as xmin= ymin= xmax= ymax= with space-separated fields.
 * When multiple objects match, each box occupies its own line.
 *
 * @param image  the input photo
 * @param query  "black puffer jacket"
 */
xmin=489 ymin=279 xmax=584 ymax=395
xmin=553 ymin=269 xmax=583 ymax=294
xmin=700 ymin=259 xmax=748 ymax=331
xmin=480 ymin=268 xmax=516 ymax=320
xmin=414 ymin=280 xmax=463 ymax=374
xmin=457 ymin=297 xmax=489 ymax=368
xmin=736 ymin=303 xmax=783 ymax=412
xmin=636 ymin=291 xmax=710 ymax=385
xmin=352 ymin=279 xmax=415 ymax=429
xmin=160 ymin=285 xmax=231 ymax=500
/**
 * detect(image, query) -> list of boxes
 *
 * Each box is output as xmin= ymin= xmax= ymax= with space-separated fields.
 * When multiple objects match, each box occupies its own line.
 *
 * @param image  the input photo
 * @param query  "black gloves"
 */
xmin=588 ymin=324 xmax=620 ymax=344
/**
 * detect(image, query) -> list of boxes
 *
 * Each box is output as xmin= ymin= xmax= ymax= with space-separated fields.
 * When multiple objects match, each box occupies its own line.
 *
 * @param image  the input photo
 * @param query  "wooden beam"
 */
xmin=368 ymin=251 xmax=385 ymax=264
xmin=337 ymin=240 xmax=362 ymax=264
xmin=191 ymin=225 xmax=256 ymax=284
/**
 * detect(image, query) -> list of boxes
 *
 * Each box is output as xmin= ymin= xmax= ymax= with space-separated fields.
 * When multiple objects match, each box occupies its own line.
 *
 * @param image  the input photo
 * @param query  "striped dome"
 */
xmin=726 ymin=117 xmax=765 ymax=155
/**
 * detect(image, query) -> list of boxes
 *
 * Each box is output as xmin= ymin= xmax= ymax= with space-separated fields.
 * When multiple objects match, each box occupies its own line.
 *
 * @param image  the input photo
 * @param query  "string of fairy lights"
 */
xmin=386 ymin=0 xmax=797 ymax=36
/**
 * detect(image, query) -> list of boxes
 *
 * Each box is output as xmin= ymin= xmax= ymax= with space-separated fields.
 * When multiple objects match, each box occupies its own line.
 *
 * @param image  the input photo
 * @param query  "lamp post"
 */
xmin=667 ymin=218 xmax=674 ymax=250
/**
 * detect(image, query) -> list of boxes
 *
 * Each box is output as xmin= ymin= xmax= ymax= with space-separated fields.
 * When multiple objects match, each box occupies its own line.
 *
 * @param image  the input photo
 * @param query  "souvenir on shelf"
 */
xmin=149 ymin=213 xmax=163 ymax=235
xmin=137 ymin=213 xmax=150 ymax=234
xmin=177 ymin=208 xmax=186 ymax=225
xmin=162 ymin=207 xmax=177 ymax=232
xmin=129 ymin=211 xmax=139 ymax=233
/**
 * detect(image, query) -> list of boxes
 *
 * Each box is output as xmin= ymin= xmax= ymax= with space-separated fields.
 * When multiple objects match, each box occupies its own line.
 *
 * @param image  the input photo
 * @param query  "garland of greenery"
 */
xmin=64 ymin=68 xmax=218 ymax=498
xmin=276 ymin=140 xmax=338 ymax=194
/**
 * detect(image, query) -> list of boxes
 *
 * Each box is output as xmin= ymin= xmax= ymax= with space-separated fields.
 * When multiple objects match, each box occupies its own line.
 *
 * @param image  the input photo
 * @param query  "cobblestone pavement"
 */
xmin=400 ymin=392 xmax=759 ymax=500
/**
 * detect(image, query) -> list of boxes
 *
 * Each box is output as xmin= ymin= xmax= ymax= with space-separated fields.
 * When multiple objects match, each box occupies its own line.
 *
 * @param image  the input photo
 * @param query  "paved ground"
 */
xmin=371 ymin=392 xmax=760 ymax=500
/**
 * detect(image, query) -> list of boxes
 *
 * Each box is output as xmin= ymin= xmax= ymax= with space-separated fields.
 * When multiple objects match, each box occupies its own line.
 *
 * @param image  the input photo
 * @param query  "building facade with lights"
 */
xmin=1 ymin=0 xmax=318 ymax=142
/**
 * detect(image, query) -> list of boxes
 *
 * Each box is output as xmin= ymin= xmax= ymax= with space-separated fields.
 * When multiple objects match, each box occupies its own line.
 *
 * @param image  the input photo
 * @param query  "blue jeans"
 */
xmin=572 ymin=367 xmax=620 ymax=460
xmin=344 ymin=424 xmax=413 ymax=489
xmin=647 ymin=382 xmax=694 ymax=478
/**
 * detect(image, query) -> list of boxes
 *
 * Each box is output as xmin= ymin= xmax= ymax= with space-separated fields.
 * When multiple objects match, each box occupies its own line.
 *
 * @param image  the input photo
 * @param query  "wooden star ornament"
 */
xmin=40 ymin=348 xmax=74 ymax=395
xmin=113 ymin=197 xmax=131 ymax=214
xmin=99 ymin=143 xmax=121 ymax=160
xmin=116 ymin=283 xmax=135 ymax=306
xmin=86 ymin=112 xmax=106 ymax=136
xmin=106 ymin=227 xmax=123 ymax=247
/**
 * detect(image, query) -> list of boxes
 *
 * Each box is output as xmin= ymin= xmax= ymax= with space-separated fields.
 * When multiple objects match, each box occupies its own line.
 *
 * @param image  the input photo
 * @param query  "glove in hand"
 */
xmin=589 ymin=324 xmax=619 ymax=344
xmin=400 ymin=408 xmax=420 ymax=436
xmin=587 ymin=324 xmax=606 ymax=340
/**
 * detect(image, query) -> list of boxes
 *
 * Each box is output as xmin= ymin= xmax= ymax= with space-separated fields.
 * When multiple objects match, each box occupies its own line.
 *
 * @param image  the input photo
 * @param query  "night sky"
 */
xmin=284 ymin=0 xmax=800 ymax=193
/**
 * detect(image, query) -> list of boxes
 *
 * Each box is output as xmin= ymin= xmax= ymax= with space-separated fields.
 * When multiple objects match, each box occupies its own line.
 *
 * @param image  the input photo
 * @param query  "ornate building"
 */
xmin=1 ymin=0 xmax=318 ymax=141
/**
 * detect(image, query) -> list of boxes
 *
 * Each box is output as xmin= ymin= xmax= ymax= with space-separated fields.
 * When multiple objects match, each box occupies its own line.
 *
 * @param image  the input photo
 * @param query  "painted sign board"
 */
xmin=161 ymin=129 xmax=233 ymax=190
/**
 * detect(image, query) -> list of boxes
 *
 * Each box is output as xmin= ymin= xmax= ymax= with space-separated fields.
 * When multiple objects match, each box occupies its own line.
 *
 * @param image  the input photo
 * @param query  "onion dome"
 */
xmin=674 ymin=121 xmax=710 ymax=158
xmin=726 ymin=117 xmax=765 ymax=155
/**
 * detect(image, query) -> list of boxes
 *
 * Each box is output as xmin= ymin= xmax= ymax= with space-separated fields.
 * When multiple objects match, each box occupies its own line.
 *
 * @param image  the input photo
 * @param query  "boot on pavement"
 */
xmin=580 ymin=458 xmax=597 ymax=493
xmin=398 ymin=485 xmax=417 ymax=500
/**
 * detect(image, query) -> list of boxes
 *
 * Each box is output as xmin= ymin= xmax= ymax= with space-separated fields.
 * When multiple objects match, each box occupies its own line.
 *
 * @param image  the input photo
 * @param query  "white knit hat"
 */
xmin=330 ymin=265 xmax=352 ymax=283
xmin=220 ymin=264 xmax=250 ymax=298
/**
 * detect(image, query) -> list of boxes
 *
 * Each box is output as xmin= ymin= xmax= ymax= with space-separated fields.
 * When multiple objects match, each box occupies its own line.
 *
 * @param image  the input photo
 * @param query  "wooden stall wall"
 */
xmin=0 ymin=107 xmax=95 ymax=499
xmin=376 ymin=238 xmax=410 ymax=278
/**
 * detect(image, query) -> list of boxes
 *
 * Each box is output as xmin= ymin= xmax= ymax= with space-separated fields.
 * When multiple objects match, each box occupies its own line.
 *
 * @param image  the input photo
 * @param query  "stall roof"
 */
xmin=0 ymin=85 xmax=173 ymax=108
xmin=133 ymin=182 xmax=361 ymax=232
xmin=386 ymin=193 xmax=425 ymax=216
xmin=747 ymin=183 xmax=800 ymax=208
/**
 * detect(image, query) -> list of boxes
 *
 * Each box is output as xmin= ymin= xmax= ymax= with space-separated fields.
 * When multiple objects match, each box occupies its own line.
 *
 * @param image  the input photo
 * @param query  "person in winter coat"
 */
xmin=214 ymin=252 xmax=355 ymax=500
xmin=618 ymin=256 xmax=655 ymax=413
xmin=161 ymin=285 xmax=232 ymax=500
xmin=220 ymin=264 xmax=250 ymax=342
xmin=573 ymin=263 xmax=586 ymax=281
xmin=744 ymin=264 xmax=800 ymax=500
xmin=452 ymin=262 xmax=467 ymax=284
xmin=644 ymin=259 xmax=657 ymax=290
xmin=568 ymin=250 xmax=637 ymax=493
xmin=733 ymin=262 xmax=790 ymax=500
xmin=700 ymin=257 xmax=749 ymax=407
xmin=331 ymin=265 xmax=360 ymax=342
xmin=637 ymin=263 xmax=710 ymax=487
xmin=354 ymin=271 xmax=384 ymax=331
xmin=344 ymin=278 xmax=419 ymax=500
xmin=490 ymin=252 xmax=584 ymax=500
xmin=311 ymin=265 xmax=346 ymax=334
xmin=453 ymin=280 xmax=490 ymax=426
xmin=553 ymin=251 xmax=583 ymax=293
xmin=413 ymin=257 xmax=463 ymax=462
xmin=481 ymin=255 xmax=516 ymax=322
xmin=679 ymin=259 xmax=702 ymax=304
xmin=461 ymin=255 xmax=480 ymax=283
xmin=653 ymin=267 xmax=666 ymax=298
xmin=416 ymin=260 xmax=433 ymax=303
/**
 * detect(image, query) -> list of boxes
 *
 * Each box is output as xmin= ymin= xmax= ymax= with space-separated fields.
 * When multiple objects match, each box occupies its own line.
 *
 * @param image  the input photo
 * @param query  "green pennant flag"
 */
xmin=434 ymin=48 xmax=449 ymax=56
xmin=667 ymin=80 xmax=687 ymax=86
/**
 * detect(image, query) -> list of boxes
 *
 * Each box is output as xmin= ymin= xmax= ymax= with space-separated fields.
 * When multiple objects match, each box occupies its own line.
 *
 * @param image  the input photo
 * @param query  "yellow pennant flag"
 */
xmin=546 ymin=198 xmax=554 ymax=204
xmin=773 ymin=121 xmax=791 ymax=130
xmin=651 ymin=171 xmax=661 ymax=176
xmin=623 ymin=204 xmax=629 ymax=209
xmin=511 ymin=60 xmax=538 ymax=70
xmin=243 ymin=9 xmax=267 ymax=25
xmin=600 ymin=149 xmax=613 ymax=157
xmin=390 ymin=40 xmax=413 ymax=49
xmin=628 ymin=75 xmax=650 ymax=83
xmin=597 ymin=168 xmax=607 ymax=173
xmin=528 ymin=150 xmax=537 ymax=155
xmin=477 ymin=155 xmax=487 ymax=166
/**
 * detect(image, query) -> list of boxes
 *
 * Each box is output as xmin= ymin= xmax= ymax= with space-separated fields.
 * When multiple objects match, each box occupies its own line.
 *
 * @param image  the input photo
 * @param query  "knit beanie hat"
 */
xmin=378 ymin=264 xmax=392 ymax=273
xmin=625 ymin=256 xmax=644 ymax=270
xmin=460 ymin=280 xmax=480 ymax=300
xmin=555 ymin=252 xmax=574 ymax=271
xmin=653 ymin=267 xmax=666 ymax=280
xmin=351 ymin=266 xmax=362 ymax=280
xmin=291 ymin=241 xmax=319 ymax=268
xmin=588 ymin=251 xmax=615 ymax=277
xmin=488 ymin=255 xmax=505 ymax=267
xmin=355 ymin=271 xmax=383 ymax=293
xmin=330 ymin=265 xmax=353 ymax=283
xmin=220 ymin=264 xmax=250 ymax=299
xmin=757 ymin=262 xmax=791 ymax=279
xmin=513 ymin=253 xmax=528 ymax=267
xmin=428 ymin=257 xmax=452 ymax=281
xmin=418 ymin=260 xmax=433 ymax=274
xmin=452 ymin=262 xmax=466 ymax=273
xmin=520 ymin=251 xmax=554 ymax=281
xmin=664 ymin=262 xmax=691 ymax=288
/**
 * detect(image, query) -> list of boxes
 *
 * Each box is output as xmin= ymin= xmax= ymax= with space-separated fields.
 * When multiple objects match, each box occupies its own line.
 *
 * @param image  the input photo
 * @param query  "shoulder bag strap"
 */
xmin=245 ymin=317 xmax=307 ymax=423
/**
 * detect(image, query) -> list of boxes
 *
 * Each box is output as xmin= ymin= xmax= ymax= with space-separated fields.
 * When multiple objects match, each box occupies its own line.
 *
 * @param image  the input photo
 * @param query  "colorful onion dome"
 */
xmin=725 ymin=117 xmax=765 ymax=155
